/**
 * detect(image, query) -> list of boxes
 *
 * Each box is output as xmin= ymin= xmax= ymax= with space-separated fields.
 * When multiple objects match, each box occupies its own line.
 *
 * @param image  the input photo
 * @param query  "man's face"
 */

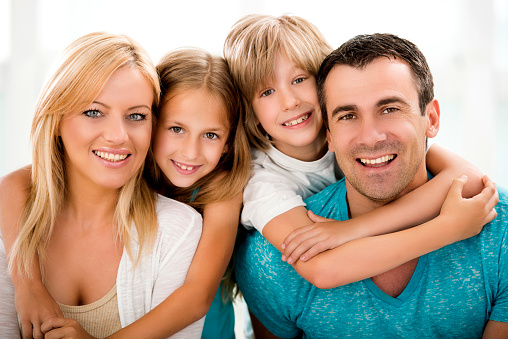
xmin=324 ymin=57 xmax=439 ymax=205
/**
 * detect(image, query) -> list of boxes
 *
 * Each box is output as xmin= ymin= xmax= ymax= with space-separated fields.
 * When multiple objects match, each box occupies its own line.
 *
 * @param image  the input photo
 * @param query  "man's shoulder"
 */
xmin=304 ymin=177 xmax=348 ymax=219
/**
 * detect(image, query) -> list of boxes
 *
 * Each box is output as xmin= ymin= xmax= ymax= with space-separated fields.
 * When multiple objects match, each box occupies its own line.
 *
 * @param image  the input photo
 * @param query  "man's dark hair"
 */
xmin=317 ymin=33 xmax=434 ymax=128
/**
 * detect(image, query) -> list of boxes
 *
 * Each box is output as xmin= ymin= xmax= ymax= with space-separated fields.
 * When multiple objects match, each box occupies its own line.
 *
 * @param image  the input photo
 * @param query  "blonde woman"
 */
xmin=0 ymin=32 xmax=203 ymax=338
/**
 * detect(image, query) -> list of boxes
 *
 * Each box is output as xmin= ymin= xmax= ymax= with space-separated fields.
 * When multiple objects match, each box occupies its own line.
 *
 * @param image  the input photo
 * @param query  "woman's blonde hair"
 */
xmin=10 ymin=32 xmax=161 ymax=276
xmin=224 ymin=14 xmax=332 ymax=150
xmin=148 ymin=48 xmax=251 ymax=211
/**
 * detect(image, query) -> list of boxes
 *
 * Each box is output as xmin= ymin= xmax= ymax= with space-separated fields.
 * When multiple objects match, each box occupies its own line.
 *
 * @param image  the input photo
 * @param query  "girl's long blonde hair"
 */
xmin=148 ymin=48 xmax=251 ymax=212
xmin=10 ymin=32 xmax=161 ymax=276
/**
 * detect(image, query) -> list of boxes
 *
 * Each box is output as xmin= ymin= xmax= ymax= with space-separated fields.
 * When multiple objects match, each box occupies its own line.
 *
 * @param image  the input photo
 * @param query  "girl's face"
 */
xmin=251 ymin=53 xmax=324 ymax=160
xmin=59 ymin=66 xmax=153 ymax=192
xmin=153 ymin=88 xmax=230 ymax=188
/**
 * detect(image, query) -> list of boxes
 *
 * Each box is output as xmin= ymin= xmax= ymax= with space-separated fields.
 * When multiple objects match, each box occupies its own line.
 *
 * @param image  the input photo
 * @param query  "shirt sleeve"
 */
xmin=489 ymin=192 xmax=508 ymax=323
xmin=0 ymin=239 xmax=21 ymax=338
xmin=152 ymin=199 xmax=205 ymax=338
xmin=241 ymin=169 xmax=305 ymax=233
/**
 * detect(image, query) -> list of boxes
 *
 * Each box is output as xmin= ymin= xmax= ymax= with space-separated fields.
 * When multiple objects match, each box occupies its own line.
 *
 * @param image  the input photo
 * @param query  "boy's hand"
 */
xmin=41 ymin=317 xmax=96 ymax=339
xmin=281 ymin=211 xmax=359 ymax=265
xmin=16 ymin=279 xmax=63 ymax=339
xmin=440 ymin=175 xmax=498 ymax=241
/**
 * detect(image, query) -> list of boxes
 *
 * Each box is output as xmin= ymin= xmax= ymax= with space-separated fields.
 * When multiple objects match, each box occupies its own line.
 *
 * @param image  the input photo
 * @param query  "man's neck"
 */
xmin=346 ymin=166 xmax=429 ymax=218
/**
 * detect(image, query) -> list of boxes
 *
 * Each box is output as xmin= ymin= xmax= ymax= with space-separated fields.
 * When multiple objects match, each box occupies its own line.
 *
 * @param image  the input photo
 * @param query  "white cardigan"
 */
xmin=0 ymin=194 xmax=204 ymax=338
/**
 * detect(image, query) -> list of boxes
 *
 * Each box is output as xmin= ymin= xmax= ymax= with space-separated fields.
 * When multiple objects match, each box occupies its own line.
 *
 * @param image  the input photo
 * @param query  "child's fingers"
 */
xmin=448 ymin=175 xmax=468 ymax=199
xmin=300 ymin=242 xmax=330 ymax=262
xmin=307 ymin=210 xmax=330 ymax=223
xmin=20 ymin=321 xmax=34 ymax=339
xmin=286 ymin=234 xmax=326 ymax=264
xmin=282 ymin=224 xmax=314 ymax=249
xmin=484 ymin=208 xmax=498 ymax=224
xmin=282 ymin=228 xmax=319 ymax=261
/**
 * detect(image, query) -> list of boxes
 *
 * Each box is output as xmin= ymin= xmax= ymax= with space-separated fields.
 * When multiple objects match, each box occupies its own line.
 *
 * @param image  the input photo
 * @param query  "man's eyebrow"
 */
xmin=331 ymin=105 xmax=358 ymax=118
xmin=376 ymin=96 xmax=409 ymax=107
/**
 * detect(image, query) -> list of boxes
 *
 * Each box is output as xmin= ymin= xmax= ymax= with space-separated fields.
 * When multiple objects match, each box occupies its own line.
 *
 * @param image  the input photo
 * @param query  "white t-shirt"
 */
xmin=241 ymin=145 xmax=342 ymax=233
xmin=0 ymin=194 xmax=204 ymax=338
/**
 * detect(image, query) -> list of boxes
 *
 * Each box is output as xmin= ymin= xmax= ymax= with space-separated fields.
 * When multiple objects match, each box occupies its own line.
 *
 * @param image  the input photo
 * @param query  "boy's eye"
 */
xmin=83 ymin=109 xmax=102 ymax=118
xmin=292 ymin=77 xmax=305 ymax=85
xmin=128 ymin=113 xmax=148 ymax=121
xmin=204 ymin=132 xmax=218 ymax=140
xmin=169 ymin=126 xmax=183 ymax=133
xmin=261 ymin=89 xmax=274 ymax=97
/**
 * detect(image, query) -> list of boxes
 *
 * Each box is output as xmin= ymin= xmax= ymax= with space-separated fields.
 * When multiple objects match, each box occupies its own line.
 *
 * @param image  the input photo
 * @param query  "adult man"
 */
xmin=235 ymin=34 xmax=508 ymax=338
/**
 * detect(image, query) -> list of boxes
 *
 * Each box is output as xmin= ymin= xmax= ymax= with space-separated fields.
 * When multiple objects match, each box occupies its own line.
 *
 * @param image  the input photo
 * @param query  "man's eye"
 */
xmin=169 ymin=127 xmax=183 ymax=133
xmin=82 ymin=109 xmax=102 ymax=118
xmin=382 ymin=107 xmax=398 ymax=114
xmin=261 ymin=89 xmax=274 ymax=97
xmin=204 ymin=132 xmax=218 ymax=140
xmin=339 ymin=114 xmax=355 ymax=121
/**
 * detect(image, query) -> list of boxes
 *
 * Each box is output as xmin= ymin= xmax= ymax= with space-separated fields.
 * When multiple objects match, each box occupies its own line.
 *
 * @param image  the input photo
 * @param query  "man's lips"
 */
xmin=357 ymin=154 xmax=396 ymax=167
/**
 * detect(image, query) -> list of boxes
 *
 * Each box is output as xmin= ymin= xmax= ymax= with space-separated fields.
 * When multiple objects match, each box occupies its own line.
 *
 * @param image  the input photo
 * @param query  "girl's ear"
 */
xmin=222 ymin=144 xmax=229 ymax=154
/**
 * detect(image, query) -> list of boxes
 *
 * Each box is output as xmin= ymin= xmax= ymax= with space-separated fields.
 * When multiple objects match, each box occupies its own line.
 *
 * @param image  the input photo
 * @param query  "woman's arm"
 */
xmin=282 ymin=143 xmax=485 ymax=263
xmin=0 ymin=168 xmax=63 ymax=339
xmin=263 ymin=175 xmax=497 ymax=289
xmin=106 ymin=193 xmax=242 ymax=339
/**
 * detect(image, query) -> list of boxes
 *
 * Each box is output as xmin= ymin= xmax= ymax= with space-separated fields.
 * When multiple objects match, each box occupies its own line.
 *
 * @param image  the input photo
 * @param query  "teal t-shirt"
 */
xmin=235 ymin=178 xmax=508 ymax=338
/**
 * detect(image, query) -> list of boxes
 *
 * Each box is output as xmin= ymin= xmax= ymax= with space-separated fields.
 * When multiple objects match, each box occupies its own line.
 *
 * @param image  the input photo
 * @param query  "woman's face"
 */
xmin=153 ymin=89 xmax=230 ymax=188
xmin=59 ymin=65 xmax=153 ymax=191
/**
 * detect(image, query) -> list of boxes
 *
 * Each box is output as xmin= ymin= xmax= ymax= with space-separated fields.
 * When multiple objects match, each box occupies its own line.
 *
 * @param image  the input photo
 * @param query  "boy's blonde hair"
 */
xmin=224 ymin=14 xmax=332 ymax=150
xmin=11 ymin=32 xmax=161 ymax=276
xmin=150 ymin=48 xmax=251 ymax=211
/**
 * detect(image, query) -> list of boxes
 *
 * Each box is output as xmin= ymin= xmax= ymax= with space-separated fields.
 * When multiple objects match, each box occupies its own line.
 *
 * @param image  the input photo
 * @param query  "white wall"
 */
xmin=1 ymin=0 xmax=507 ymax=187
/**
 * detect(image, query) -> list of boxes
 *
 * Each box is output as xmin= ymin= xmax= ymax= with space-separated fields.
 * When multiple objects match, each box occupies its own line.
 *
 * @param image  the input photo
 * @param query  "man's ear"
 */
xmin=326 ymin=129 xmax=335 ymax=153
xmin=425 ymin=99 xmax=440 ymax=138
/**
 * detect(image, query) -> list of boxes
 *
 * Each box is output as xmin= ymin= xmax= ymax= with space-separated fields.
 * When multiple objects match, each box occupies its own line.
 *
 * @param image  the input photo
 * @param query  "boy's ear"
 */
xmin=425 ymin=99 xmax=440 ymax=138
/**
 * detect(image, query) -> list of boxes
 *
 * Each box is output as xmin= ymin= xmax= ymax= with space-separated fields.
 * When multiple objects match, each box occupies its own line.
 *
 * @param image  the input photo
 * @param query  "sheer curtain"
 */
xmin=1 ymin=0 xmax=507 ymax=187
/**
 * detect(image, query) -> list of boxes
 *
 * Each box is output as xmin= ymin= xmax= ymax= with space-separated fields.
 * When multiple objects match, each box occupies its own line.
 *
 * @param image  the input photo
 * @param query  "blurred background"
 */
xmin=1 ymin=0 xmax=507 ymax=187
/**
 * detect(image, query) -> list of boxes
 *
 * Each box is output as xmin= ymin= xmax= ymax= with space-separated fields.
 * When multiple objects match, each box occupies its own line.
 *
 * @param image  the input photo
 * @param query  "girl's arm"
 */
xmin=282 ymin=143 xmax=485 ymax=263
xmin=106 ymin=192 xmax=242 ymax=339
xmin=0 ymin=168 xmax=63 ymax=339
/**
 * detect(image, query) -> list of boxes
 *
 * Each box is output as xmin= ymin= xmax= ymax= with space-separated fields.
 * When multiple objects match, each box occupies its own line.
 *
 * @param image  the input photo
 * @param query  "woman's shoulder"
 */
xmin=155 ymin=194 xmax=203 ymax=234
xmin=0 ymin=166 xmax=31 ymax=208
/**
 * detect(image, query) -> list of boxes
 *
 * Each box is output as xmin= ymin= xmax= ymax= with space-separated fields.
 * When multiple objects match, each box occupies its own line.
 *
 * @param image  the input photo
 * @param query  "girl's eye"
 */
xmin=169 ymin=127 xmax=183 ymax=134
xmin=83 ymin=109 xmax=102 ymax=118
xmin=204 ymin=132 xmax=218 ymax=140
xmin=261 ymin=89 xmax=274 ymax=97
xmin=128 ymin=113 xmax=148 ymax=121
xmin=293 ymin=77 xmax=305 ymax=85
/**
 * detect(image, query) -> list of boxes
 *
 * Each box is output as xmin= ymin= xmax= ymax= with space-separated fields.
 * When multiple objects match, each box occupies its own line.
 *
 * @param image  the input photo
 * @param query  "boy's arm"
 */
xmin=106 ymin=193 xmax=241 ymax=339
xmin=264 ymin=175 xmax=498 ymax=289
xmin=282 ymin=143 xmax=485 ymax=263
xmin=0 ymin=168 xmax=62 ymax=339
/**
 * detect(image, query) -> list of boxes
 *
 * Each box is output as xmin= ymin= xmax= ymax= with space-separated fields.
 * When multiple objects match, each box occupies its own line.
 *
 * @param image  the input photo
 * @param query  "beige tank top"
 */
xmin=57 ymin=284 xmax=122 ymax=338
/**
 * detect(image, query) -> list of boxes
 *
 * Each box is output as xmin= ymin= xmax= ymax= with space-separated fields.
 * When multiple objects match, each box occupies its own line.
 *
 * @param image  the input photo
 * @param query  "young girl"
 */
xmin=223 ymin=14 xmax=497 ymax=290
xmin=0 ymin=32 xmax=203 ymax=338
xmin=5 ymin=48 xmax=250 ymax=338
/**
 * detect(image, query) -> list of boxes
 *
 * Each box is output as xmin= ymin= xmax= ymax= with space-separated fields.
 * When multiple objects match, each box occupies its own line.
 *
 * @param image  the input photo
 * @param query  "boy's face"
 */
xmin=252 ymin=53 xmax=324 ymax=160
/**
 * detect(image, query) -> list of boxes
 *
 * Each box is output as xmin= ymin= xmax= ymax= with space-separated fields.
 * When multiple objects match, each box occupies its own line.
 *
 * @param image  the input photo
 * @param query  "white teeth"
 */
xmin=176 ymin=162 xmax=196 ymax=171
xmin=360 ymin=155 xmax=395 ymax=165
xmin=283 ymin=114 xmax=310 ymax=127
xmin=94 ymin=151 xmax=128 ymax=162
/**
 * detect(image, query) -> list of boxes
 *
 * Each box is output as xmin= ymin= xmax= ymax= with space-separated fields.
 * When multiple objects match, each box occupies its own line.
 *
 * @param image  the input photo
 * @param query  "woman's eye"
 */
xmin=128 ymin=113 xmax=147 ymax=121
xmin=169 ymin=127 xmax=183 ymax=133
xmin=82 ymin=109 xmax=102 ymax=118
xmin=204 ymin=132 xmax=218 ymax=140
xmin=261 ymin=89 xmax=274 ymax=97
